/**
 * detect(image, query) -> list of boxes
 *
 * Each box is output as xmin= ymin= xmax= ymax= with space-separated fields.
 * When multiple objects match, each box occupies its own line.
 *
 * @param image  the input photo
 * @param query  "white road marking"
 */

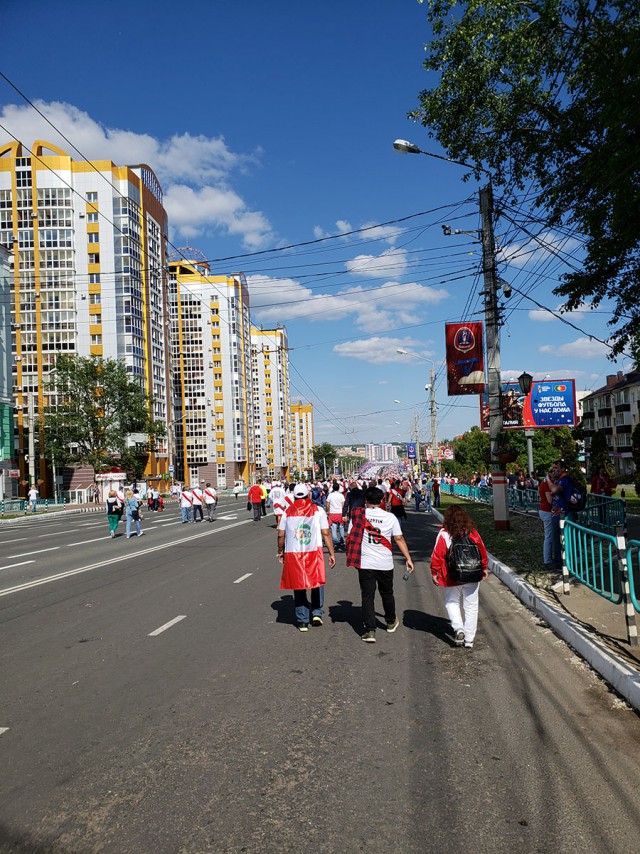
xmin=0 ymin=560 xmax=35 ymax=572
xmin=67 ymin=537 xmax=115 ymax=547
xmin=234 ymin=573 xmax=253 ymax=584
xmin=161 ymin=521 xmax=183 ymax=527
xmin=218 ymin=514 xmax=238 ymax=520
xmin=37 ymin=530 xmax=83 ymax=538
xmin=0 ymin=519 xmax=251 ymax=598
xmin=0 ymin=728 xmax=9 ymax=736
xmin=148 ymin=615 xmax=186 ymax=636
xmin=5 ymin=546 xmax=60 ymax=560
xmin=0 ymin=537 xmax=29 ymax=543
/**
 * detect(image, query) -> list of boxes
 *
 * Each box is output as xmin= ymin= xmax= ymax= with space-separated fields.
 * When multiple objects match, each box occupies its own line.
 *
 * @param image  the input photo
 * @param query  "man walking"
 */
xmin=269 ymin=481 xmax=287 ymax=529
xmin=248 ymin=481 xmax=264 ymax=521
xmin=180 ymin=487 xmax=193 ymax=523
xmin=203 ymin=483 xmax=217 ymax=522
xmin=278 ymin=483 xmax=335 ymax=631
xmin=346 ymin=486 xmax=414 ymax=643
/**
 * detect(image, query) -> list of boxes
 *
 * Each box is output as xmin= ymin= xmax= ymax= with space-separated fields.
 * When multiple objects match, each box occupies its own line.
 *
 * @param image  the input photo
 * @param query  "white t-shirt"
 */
xmin=326 ymin=491 xmax=345 ymax=515
xmin=353 ymin=507 xmax=402 ymax=571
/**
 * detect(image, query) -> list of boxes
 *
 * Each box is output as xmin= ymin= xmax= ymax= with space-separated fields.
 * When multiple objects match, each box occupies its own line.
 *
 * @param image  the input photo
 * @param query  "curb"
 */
xmin=431 ymin=508 xmax=640 ymax=711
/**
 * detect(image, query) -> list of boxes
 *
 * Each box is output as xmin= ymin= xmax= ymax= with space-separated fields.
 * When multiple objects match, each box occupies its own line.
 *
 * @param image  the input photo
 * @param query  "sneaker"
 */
xmin=454 ymin=630 xmax=465 ymax=647
xmin=386 ymin=618 xmax=400 ymax=633
xmin=311 ymin=616 xmax=323 ymax=627
xmin=361 ymin=630 xmax=376 ymax=643
xmin=297 ymin=623 xmax=309 ymax=632
xmin=464 ymin=641 xmax=474 ymax=650
xmin=110 ymin=530 xmax=115 ymax=538
xmin=138 ymin=531 xmax=144 ymax=536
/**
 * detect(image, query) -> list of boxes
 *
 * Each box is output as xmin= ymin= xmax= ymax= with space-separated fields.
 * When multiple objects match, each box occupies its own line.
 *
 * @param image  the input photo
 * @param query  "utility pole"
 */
xmin=27 ymin=391 xmax=36 ymax=489
xmin=429 ymin=364 xmax=439 ymax=477
xmin=413 ymin=411 xmax=421 ymax=474
xmin=480 ymin=185 xmax=510 ymax=530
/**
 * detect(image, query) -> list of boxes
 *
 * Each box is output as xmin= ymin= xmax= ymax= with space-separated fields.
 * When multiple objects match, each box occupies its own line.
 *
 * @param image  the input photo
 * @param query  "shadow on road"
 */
xmin=270 ymin=594 xmax=295 ymax=625
xmin=328 ymin=599 xmax=362 ymax=635
xmin=0 ymin=823 xmax=82 ymax=854
xmin=403 ymin=608 xmax=452 ymax=645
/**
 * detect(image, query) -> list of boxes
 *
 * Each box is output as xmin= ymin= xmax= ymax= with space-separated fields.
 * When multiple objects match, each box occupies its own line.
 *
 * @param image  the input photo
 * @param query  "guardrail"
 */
xmin=626 ymin=539 xmax=640 ymax=615
xmin=570 ymin=494 xmax=626 ymax=535
xmin=0 ymin=498 xmax=66 ymax=515
xmin=561 ymin=518 xmax=638 ymax=645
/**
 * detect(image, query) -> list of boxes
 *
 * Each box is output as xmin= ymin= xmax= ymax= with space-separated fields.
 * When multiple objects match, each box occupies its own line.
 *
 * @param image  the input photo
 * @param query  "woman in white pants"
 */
xmin=430 ymin=505 xmax=489 ymax=649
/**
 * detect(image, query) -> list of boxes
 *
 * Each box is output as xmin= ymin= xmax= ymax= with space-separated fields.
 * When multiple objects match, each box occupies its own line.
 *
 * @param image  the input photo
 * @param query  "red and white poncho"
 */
xmin=278 ymin=498 xmax=328 ymax=591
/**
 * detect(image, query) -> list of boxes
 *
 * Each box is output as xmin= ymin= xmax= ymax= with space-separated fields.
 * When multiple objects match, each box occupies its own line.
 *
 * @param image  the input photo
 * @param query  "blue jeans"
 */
xmin=126 ymin=514 xmax=141 ymax=537
xmin=294 ymin=586 xmax=324 ymax=624
xmin=331 ymin=520 xmax=345 ymax=545
xmin=414 ymin=495 xmax=422 ymax=511
xmin=181 ymin=505 xmax=192 ymax=522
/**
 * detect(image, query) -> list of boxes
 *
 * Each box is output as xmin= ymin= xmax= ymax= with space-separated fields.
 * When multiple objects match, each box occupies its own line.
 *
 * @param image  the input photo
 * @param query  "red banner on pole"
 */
xmin=445 ymin=322 xmax=486 ymax=395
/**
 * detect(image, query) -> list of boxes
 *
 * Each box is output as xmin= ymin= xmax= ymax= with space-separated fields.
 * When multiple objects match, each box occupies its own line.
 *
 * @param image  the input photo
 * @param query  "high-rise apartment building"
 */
xmin=168 ymin=256 xmax=254 ymax=489
xmin=0 ymin=139 xmax=170 ymax=493
xmin=290 ymin=402 xmax=314 ymax=477
xmin=251 ymin=327 xmax=291 ymax=480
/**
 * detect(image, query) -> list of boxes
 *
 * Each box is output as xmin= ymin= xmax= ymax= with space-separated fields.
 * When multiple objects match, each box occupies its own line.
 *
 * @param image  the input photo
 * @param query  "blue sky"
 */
xmin=1 ymin=0 xmax=629 ymax=447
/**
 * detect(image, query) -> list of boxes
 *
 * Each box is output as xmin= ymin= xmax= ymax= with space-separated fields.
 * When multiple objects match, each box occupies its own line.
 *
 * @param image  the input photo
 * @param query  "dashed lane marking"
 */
xmin=148 ymin=615 xmax=187 ymax=636
xmin=0 ymin=560 xmax=35 ymax=573
xmin=4 ymin=546 xmax=60 ymax=560
xmin=0 ymin=518 xmax=252 ymax=599
xmin=234 ymin=573 xmax=253 ymax=584
xmin=0 ymin=728 xmax=9 ymax=736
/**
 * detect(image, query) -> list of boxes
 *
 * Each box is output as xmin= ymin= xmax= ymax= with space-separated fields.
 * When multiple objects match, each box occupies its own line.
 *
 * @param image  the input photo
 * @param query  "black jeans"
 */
xmin=358 ymin=568 xmax=395 ymax=630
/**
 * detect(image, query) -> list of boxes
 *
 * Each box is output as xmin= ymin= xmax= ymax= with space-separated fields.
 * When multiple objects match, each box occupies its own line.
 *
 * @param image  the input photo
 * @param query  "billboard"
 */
xmin=406 ymin=442 xmax=417 ymax=460
xmin=480 ymin=380 xmax=577 ymax=430
xmin=445 ymin=322 xmax=486 ymax=395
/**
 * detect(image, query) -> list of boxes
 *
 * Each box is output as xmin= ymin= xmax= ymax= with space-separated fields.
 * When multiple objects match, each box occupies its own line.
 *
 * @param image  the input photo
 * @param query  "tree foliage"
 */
xmin=411 ymin=0 xmax=640 ymax=356
xmin=43 ymin=355 xmax=165 ymax=476
xmin=587 ymin=429 xmax=613 ymax=477
xmin=632 ymin=424 xmax=640 ymax=494
xmin=311 ymin=442 xmax=338 ymax=476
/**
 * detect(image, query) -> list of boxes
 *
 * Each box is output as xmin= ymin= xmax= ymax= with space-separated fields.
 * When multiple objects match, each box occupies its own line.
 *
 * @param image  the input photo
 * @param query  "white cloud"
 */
xmin=313 ymin=219 xmax=353 ymax=240
xmin=539 ymin=337 xmax=610 ymax=358
xmin=247 ymin=274 xmax=449 ymax=331
xmin=500 ymin=230 xmax=582 ymax=269
xmin=0 ymin=100 xmax=273 ymax=248
xmin=528 ymin=303 xmax=594 ymax=323
xmin=346 ymin=247 xmax=408 ymax=279
xmin=334 ymin=337 xmax=431 ymax=365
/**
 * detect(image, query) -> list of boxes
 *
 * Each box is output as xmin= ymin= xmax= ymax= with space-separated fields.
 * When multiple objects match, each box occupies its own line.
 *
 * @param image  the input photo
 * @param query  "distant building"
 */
xmin=581 ymin=370 xmax=640 ymax=479
xmin=251 ymin=327 xmax=291 ymax=480
xmin=290 ymin=402 xmax=314 ymax=476
xmin=365 ymin=443 xmax=397 ymax=463
xmin=168 ymin=257 xmax=254 ymax=489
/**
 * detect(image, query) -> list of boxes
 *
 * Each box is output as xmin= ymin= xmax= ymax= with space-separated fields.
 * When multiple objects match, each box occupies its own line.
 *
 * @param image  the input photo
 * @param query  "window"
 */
xmin=88 ymin=232 xmax=99 ymax=243
xmin=89 ymin=294 xmax=101 ymax=304
xmin=91 ymin=334 xmax=102 ymax=345
xmin=89 ymin=274 xmax=101 ymax=284
xmin=86 ymin=192 xmax=98 ymax=203
xmin=90 ymin=314 xmax=102 ymax=325
xmin=87 ymin=212 xmax=98 ymax=223
xmin=88 ymin=253 xmax=100 ymax=264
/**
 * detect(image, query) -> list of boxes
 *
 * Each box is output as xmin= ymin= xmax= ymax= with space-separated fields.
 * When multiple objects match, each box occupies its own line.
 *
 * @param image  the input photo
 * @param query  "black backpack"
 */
xmin=567 ymin=479 xmax=587 ymax=513
xmin=446 ymin=534 xmax=484 ymax=584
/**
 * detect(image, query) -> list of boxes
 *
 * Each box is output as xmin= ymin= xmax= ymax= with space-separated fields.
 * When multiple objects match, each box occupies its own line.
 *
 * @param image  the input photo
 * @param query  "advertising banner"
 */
xmin=406 ymin=442 xmax=417 ymax=460
xmin=445 ymin=322 xmax=486 ymax=395
xmin=480 ymin=379 xmax=577 ymax=430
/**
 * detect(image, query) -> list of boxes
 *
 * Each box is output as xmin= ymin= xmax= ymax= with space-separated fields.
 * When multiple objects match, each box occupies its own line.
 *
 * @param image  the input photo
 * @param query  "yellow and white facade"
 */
xmin=251 ymin=327 xmax=291 ymax=480
xmin=168 ymin=257 xmax=254 ymax=488
xmin=290 ymin=402 xmax=314 ymax=477
xmin=0 ymin=140 xmax=170 ymax=492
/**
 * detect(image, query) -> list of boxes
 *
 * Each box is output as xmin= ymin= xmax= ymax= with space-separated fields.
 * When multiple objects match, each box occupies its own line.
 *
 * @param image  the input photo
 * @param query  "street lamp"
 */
xmin=518 ymin=372 xmax=535 ymax=476
xmin=393 ymin=139 xmax=510 ymax=529
xmin=396 ymin=349 xmax=439 ymax=477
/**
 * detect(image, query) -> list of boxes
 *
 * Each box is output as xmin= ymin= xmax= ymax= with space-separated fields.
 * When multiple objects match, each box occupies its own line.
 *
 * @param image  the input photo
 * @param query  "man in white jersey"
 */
xmin=346 ymin=485 xmax=414 ymax=643
xmin=269 ymin=481 xmax=287 ymax=529
xmin=203 ymin=482 xmax=217 ymax=522
xmin=191 ymin=484 xmax=204 ymax=522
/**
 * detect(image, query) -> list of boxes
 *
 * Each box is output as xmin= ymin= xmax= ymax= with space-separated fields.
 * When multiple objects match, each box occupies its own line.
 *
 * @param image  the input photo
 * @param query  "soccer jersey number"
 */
xmin=366 ymin=526 xmax=381 ymax=545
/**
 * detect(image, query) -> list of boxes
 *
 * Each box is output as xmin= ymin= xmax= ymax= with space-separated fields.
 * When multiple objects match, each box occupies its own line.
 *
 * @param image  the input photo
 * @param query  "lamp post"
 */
xmin=394 ymin=139 xmax=509 ymax=529
xmin=167 ymin=411 xmax=190 ymax=484
xmin=518 ymin=372 xmax=535 ymax=476
xmin=396 ymin=349 xmax=439 ymax=477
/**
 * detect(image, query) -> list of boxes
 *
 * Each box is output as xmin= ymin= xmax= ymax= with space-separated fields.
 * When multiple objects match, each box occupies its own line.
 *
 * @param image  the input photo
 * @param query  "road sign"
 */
xmin=169 ymin=465 xmax=175 ymax=473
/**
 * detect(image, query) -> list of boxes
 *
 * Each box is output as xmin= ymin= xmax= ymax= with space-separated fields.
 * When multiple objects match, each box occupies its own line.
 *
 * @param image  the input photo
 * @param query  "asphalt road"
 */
xmin=1 ymin=502 xmax=640 ymax=853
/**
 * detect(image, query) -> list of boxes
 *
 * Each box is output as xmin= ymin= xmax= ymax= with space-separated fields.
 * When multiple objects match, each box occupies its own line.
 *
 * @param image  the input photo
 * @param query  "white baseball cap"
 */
xmin=293 ymin=483 xmax=310 ymax=498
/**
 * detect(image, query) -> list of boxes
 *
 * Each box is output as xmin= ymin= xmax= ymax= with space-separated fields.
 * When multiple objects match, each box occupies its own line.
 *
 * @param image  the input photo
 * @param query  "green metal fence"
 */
xmin=626 ymin=539 xmax=640 ymax=614
xmin=562 ymin=519 xmax=622 ymax=604
xmin=0 ymin=498 xmax=66 ymax=515
xmin=569 ymin=494 xmax=626 ymax=535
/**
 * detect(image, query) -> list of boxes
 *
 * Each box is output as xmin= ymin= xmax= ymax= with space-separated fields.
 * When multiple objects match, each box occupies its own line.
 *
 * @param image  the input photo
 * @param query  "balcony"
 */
xmin=597 ymin=407 xmax=612 ymax=417
xmin=615 ymin=403 xmax=631 ymax=413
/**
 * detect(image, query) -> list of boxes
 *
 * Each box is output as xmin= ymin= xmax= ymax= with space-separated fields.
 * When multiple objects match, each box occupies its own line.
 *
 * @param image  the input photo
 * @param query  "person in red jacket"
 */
xmin=248 ymin=481 xmax=264 ymax=522
xmin=430 ymin=505 xmax=489 ymax=649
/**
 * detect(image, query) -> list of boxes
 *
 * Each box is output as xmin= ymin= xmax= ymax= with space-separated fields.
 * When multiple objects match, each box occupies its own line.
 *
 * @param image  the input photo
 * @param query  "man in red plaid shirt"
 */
xmin=346 ymin=486 xmax=414 ymax=643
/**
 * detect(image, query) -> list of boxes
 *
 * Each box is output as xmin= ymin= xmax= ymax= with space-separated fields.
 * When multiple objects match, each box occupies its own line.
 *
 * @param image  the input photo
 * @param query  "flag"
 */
xmin=445 ymin=322 xmax=486 ymax=395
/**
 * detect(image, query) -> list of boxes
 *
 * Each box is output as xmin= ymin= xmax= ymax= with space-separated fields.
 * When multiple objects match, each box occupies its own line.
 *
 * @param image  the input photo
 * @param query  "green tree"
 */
xmin=451 ymin=426 xmax=489 ymax=475
xmin=311 ymin=442 xmax=338 ymax=478
xmin=587 ymin=430 xmax=613 ymax=478
xmin=43 ymin=355 xmax=165 ymax=477
xmin=411 ymin=0 xmax=640 ymax=356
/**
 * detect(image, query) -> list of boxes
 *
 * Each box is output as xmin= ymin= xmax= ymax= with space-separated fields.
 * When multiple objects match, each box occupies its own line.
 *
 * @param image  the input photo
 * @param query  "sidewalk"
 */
xmin=433 ymin=508 xmax=640 ymax=712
